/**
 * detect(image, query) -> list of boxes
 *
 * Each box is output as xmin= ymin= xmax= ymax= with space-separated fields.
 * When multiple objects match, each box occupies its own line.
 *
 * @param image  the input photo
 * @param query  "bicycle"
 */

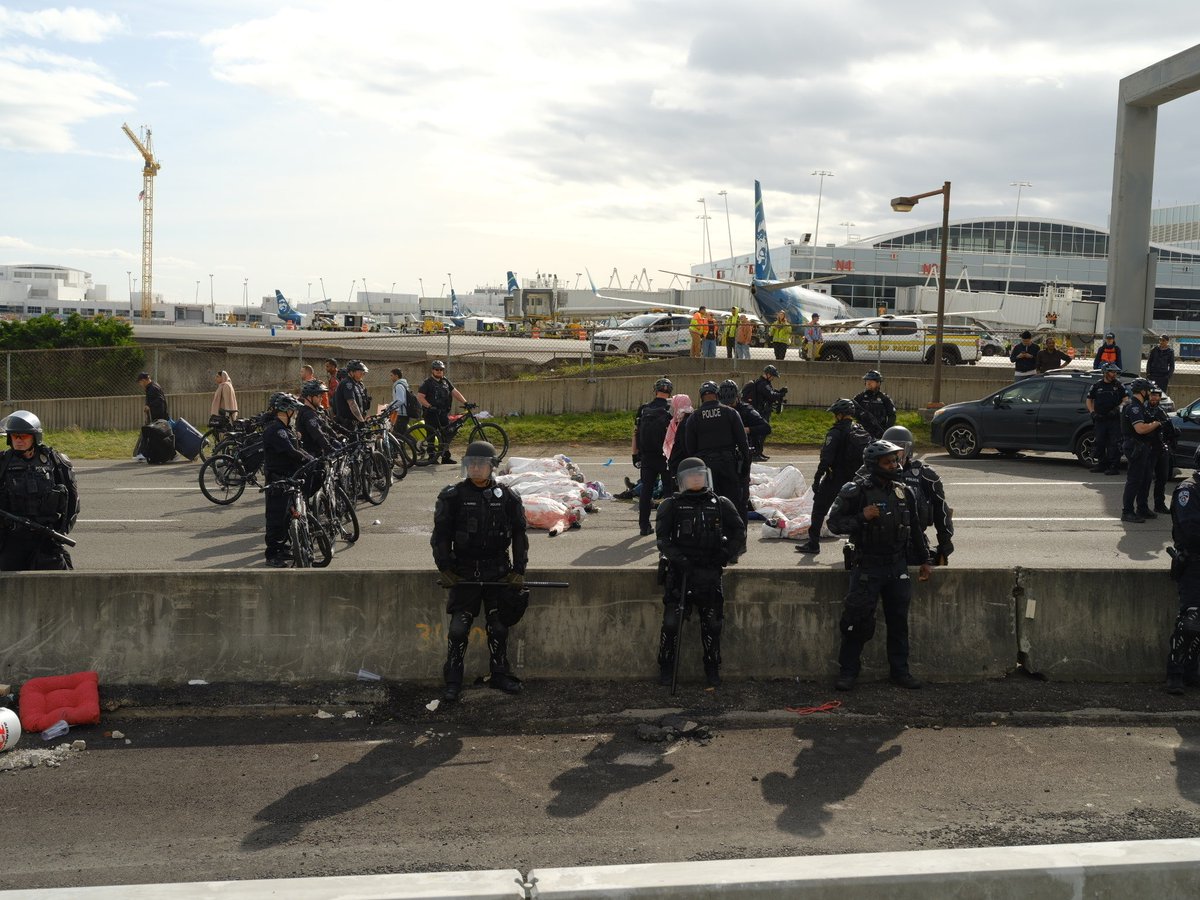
xmin=407 ymin=403 xmax=509 ymax=462
xmin=198 ymin=410 xmax=242 ymax=462
xmin=262 ymin=465 xmax=333 ymax=569
xmin=338 ymin=426 xmax=391 ymax=506
xmin=198 ymin=436 xmax=267 ymax=505
xmin=362 ymin=413 xmax=413 ymax=481
xmin=309 ymin=453 xmax=359 ymax=548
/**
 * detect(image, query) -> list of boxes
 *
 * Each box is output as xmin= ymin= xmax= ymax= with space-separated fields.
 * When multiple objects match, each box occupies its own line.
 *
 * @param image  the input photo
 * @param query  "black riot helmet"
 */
xmin=300 ymin=379 xmax=329 ymax=398
xmin=1128 ymin=377 xmax=1155 ymax=398
xmin=863 ymin=439 xmax=904 ymax=480
xmin=717 ymin=379 xmax=740 ymax=406
xmin=699 ymin=380 xmax=719 ymax=399
xmin=462 ymin=440 xmax=499 ymax=479
xmin=676 ymin=456 xmax=713 ymax=492
xmin=346 ymin=359 xmax=368 ymax=373
xmin=763 ymin=364 xmax=779 ymax=378
xmin=863 ymin=370 xmax=883 ymax=384
xmin=654 ymin=376 xmax=674 ymax=395
xmin=828 ymin=398 xmax=858 ymax=417
xmin=882 ymin=425 xmax=914 ymax=462
xmin=1 ymin=410 xmax=43 ymax=447
xmin=269 ymin=391 xmax=303 ymax=413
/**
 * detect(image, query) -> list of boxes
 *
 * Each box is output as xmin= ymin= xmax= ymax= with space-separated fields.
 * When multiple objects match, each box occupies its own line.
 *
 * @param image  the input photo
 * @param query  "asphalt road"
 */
xmin=4 ymin=680 xmax=1200 ymax=891
xmin=70 ymin=446 xmax=1175 ymax=572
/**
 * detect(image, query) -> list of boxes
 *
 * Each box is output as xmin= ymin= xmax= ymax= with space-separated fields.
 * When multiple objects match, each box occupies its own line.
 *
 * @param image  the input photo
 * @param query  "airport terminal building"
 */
xmin=696 ymin=205 xmax=1200 ymax=331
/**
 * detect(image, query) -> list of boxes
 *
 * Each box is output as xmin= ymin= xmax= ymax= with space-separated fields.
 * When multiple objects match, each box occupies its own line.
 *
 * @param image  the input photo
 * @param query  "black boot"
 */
xmin=1167 ymin=674 xmax=1185 ymax=695
xmin=704 ymin=662 xmax=721 ymax=687
xmin=489 ymin=672 xmax=523 ymax=694
xmin=442 ymin=682 xmax=462 ymax=702
xmin=658 ymin=663 xmax=673 ymax=686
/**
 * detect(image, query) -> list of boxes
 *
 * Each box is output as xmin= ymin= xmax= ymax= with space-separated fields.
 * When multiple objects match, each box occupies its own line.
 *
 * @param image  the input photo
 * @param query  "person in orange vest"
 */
xmin=702 ymin=311 xmax=719 ymax=358
xmin=689 ymin=307 xmax=707 ymax=358
xmin=1093 ymin=331 xmax=1122 ymax=370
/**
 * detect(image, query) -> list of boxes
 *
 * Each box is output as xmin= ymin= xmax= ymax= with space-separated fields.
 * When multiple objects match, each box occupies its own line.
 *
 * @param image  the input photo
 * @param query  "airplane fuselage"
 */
xmin=750 ymin=283 xmax=849 ymax=325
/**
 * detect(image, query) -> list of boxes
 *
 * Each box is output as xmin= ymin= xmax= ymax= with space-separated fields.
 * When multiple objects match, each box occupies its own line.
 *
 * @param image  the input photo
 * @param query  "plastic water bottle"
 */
xmin=41 ymin=719 xmax=69 ymax=741
xmin=356 ymin=668 xmax=381 ymax=682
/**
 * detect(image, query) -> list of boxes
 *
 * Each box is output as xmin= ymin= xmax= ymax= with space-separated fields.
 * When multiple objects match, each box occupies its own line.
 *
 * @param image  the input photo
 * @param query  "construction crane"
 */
xmin=121 ymin=123 xmax=161 ymax=322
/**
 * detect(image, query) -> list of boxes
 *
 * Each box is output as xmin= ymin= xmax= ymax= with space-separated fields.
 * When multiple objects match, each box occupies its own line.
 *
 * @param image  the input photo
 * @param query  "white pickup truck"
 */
xmin=818 ymin=316 xmax=981 ymax=365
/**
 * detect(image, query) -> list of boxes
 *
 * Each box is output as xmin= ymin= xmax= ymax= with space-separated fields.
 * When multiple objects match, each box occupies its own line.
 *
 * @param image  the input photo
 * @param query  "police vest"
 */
xmin=669 ymin=490 xmax=725 ymax=555
xmin=898 ymin=464 xmax=933 ymax=528
xmin=1097 ymin=345 xmax=1119 ymax=364
xmin=855 ymin=477 xmax=912 ymax=558
xmin=450 ymin=482 xmax=514 ymax=560
xmin=692 ymin=403 xmax=737 ymax=453
xmin=0 ymin=449 xmax=69 ymax=528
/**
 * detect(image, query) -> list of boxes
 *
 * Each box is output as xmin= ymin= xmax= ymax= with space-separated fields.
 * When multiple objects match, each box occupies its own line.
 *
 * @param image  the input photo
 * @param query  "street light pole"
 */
xmin=697 ymin=197 xmax=714 ymax=275
xmin=840 ymin=221 xmax=856 ymax=242
xmin=891 ymin=181 xmax=952 ymax=408
xmin=243 ymin=278 xmax=249 ymax=325
xmin=718 ymin=189 xmax=735 ymax=276
xmin=126 ymin=270 xmax=133 ymax=318
xmin=811 ymin=170 xmax=834 ymax=280
xmin=209 ymin=274 xmax=214 ymax=320
xmin=1003 ymin=181 xmax=1032 ymax=298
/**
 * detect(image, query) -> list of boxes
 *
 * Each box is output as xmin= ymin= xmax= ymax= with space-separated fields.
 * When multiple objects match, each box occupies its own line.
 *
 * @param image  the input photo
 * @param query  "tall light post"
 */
xmin=840 ymin=221 xmax=856 ymax=242
xmin=126 ymin=270 xmax=133 ymax=318
xmin=718 ymin=189 xmax=735 ymax=275
xmin=697 ymin=197 xmax=714 ymax=275
xmin=810 ymin=170 xmax=834 ymax=280
xmin=891 ymin=181 xmax=952 ymax=408
xmin=1003 ymin=181 xmax=1032 ymax=298
xmin=418 ymin=277 xmax=426 ymax=299
xmin=242 ymin=278 xmax=249 ymax=324
xmin=209 ymin=274 xmax=214 ymax=320
xmin=696 ymin=213 xmax=712 ymax=275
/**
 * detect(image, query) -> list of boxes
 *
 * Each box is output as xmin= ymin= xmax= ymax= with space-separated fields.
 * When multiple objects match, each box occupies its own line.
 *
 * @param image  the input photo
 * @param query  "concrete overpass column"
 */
xmin=1105 ymin=96 xmax=1157 ymax=367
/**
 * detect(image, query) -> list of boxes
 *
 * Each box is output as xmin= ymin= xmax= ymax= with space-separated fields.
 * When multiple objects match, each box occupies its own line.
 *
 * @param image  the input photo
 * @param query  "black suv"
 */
xmin=930 ymin=371 xmax=1174 ymax=467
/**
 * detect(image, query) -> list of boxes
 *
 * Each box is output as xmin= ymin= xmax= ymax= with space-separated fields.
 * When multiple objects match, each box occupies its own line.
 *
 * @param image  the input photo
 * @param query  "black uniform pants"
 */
xmin=772 ymin=342 xmax=788 ymax=360
xmin=657 ymin=566 xmax=724 ymax=670
xmin=699 ymin=451 xmax=743 ymax=513
xmin=1168 ymin=562 xmax=1200 ymax=678
xmin=1153 ymin=445 xmax=1171 ymax=509
xmin=1093 ymin=416 xmax=1121 ymax=470
xmin=807 ymin=477 xmax=841 ymax=544
xmin=638 ymin=458 xmax=673 ymax=531
xmin=837 ymin=559 xmax=913 ymax=679
xmin=0 ymin=530 xmax=71 ymax=571
xmin=423 ymin=408 xmax=452 ymax=460
xmin=1122 ymin=442 xmax=1154 ymax=514
xmin=444 ymin=562 xmax=514 ymax=684
xmin=264 ymin=481 xmax=291 ymax=561
xmin=1149 ymin=373 xmax=1172 ymax=395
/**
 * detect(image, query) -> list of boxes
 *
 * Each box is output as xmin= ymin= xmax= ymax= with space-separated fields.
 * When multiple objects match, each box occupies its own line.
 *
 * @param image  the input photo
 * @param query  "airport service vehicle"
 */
xmin=592 ymin=313 xmax=693 ymax=356
xmin=819 ymin=316 xmax=982 ymax=365
xmin=930 ymin=370 xmax=1174 ymax=467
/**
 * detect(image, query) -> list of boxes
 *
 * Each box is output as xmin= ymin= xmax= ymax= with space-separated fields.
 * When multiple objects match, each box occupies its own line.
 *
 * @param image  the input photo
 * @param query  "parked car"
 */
xmin=591 ymin=313 xmax=693 ymax=356
xmin=1168 ymin=398 xmax=1200 ymax=469
xmin=930 ymin=370 xmax=1174 ymax=467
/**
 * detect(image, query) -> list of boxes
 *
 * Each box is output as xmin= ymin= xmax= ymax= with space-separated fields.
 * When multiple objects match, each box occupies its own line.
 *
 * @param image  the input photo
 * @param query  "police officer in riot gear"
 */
xmin=432 ymin=440 xmax=529 ymax=701
xmin=417 ymin=360 xmax=469 ymax=464
xmin=882 ymin=425 xmax=955 ymax=565
xmin=1166 ymin=445 xmax=1200 ymax=694
xmin=1121 ymin=377 xmax=1162 ymax=524
xmin=0 ymin=411 xmax=79 ymax=571
xmin=828 ymin=440 xmax=932 ymax=691
xmin=633 ymin=377 xmax=675 ymax=536
xmin=747 ymin=365 xmax=787 ymax=426
xmin=297 ymin=380 xmax=341 ymax=457
xmin=655 ymin=457 xmax=746 ymax=687
xmin=262 ymin=392 xmax=315 ymax=567
xmin=796 ymin=399 xmax=870 ymax=555
xmin=1086 ymin=363 xmax=1125 ymax=475
xmin=853 ymin=370 xmax=896 ymax=439
xmin=1148 ymin=386 xmax=1175 ymax=515
xmin=332 ymin=360 xmax=370 ymax=430
xmin=724 ymin=379 xmax=772 ymax=465
xmin=684 ymin=381 xmax=750 ymax=511
xmin=719 ymin=380 xmax=767 ymax=514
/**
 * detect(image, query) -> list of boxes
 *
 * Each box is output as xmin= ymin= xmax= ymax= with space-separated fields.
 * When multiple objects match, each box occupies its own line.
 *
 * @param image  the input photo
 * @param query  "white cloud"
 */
xmin=0 ymin=45 xmax=134 ymax=151
xmin=0 ymin=6 xmax=124 ymax=43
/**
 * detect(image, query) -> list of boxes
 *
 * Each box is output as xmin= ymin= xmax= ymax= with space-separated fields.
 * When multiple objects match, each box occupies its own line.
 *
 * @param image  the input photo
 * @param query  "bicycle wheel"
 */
xmin=362 ymin=449 xmax=391 ymax=505
xmin=288 ymin=516 xmax=313 ymax=568
xmin=383 ymin=432 xmax=411 ymax=480
xmin=334 ymin=485 xmax=360 ymax=543
xmin=198 ymin=454 xmax=246 ymax=505
xmin=468 ymin=422 xmax=509 ymax=460
xmin=310 ymin=514 xmax=334 ymax=568
xmin=406 ymin=422 xmax=435 ymax=463
xmin=198 ymin=429 xmax=218 ymax=463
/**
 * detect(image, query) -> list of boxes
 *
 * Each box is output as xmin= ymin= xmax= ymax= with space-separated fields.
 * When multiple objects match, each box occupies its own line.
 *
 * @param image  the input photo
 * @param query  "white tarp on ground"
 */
xmin=748 ymin=463 xmax=816 ymax=540
xmin=496 ymin=455 xmax=610 ymax=535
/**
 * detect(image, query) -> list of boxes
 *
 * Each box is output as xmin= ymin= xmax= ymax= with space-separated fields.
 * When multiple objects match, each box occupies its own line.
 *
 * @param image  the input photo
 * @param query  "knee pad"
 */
xmin=661 ymin=606 xmax=682 ymax=637
xmin=448 ymin=611 xmax=474 ymax=644
xmin=485 ymin=610 xmax=509 ymax=643
xmin=699 ymin=604 xmax=723 ymax=637
xmin=840 ymin=609 xmax=877 ymax=641
xmin=1182 ymin=607 xmax=1200 ymax=636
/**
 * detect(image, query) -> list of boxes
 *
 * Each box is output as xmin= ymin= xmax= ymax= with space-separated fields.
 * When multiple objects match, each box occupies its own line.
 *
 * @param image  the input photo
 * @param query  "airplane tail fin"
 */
xmin=275 ymin=289 xmax=290 ymax=315
xmin=506 ymin=271 xmax=519 ymax=293
xmin=451 ymin=289 xmax=463 ymax=319
xmin=754 ymin=180 xmax=777 ymax=282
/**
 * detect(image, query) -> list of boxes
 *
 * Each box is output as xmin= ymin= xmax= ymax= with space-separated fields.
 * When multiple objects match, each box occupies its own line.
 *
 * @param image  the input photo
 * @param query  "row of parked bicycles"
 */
xmin=196 ymin=404 xmax=510 ymax=568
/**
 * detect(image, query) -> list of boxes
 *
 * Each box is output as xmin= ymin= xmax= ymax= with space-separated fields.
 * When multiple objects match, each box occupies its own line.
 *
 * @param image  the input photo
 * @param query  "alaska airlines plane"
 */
xmin=506 ymin=271 xmax=519 ymax=293
xmin=274 ymin=290 xmax=305 ymax=325
xmin=656 ymin=180 xmax=852 ymax=323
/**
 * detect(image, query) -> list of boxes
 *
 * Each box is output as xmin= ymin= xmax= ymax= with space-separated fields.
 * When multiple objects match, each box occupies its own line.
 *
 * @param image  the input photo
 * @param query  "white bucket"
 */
xmin=0 ymin=708 xmax=20 ymax=753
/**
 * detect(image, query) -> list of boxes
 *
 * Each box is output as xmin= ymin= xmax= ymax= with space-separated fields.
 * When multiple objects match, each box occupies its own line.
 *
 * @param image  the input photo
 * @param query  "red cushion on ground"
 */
xmin=19 ymin=671 xmax=100 ymax=733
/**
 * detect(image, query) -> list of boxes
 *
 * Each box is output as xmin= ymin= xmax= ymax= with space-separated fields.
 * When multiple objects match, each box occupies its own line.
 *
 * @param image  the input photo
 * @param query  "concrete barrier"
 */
xmin=527 ymin=839 xmax=1200 ymax=898
xmin=0 ymin=568 xmax=1026 ymax=685
xmin=0 ymin=869 xmax=527 ymax=899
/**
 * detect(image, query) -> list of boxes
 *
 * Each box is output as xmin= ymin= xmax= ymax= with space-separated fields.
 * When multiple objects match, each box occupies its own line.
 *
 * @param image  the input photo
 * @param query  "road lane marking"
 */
xmin=944 ymin=481 xmax=1118 ymax=486
xmin=78 ymin=518 xmax=182 ymax=523
xmin=954 ymin=517 xmax=1123 ymax=522
xmin=114 ymin=487 xmax=193 ymax=491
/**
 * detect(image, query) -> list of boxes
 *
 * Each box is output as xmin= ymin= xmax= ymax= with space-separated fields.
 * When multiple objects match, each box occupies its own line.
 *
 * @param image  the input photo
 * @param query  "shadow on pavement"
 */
xmin=546 ymin=734 xmax=673 ymax=818
xmin=1175 ymin=724 xmax=1200 ymax=804
xmin=242 ymin=733 xmax=464 ymax=849
xmin=572 ymin=534 xmax=656 ymax=567
xmin=760 ymin=724 xmax=904 ymax=837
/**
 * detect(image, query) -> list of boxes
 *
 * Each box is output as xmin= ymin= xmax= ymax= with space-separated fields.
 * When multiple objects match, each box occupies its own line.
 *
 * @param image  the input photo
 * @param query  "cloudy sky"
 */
xmin=3 ymin=1 xmax=1200 ymax=306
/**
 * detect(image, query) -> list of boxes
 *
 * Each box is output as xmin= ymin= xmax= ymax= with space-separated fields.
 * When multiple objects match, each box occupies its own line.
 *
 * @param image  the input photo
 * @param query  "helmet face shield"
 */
xmin=677 ymin=457 xmax=713 ymax=492
xmin=462 ymin=457 xmax=494 ymax=481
